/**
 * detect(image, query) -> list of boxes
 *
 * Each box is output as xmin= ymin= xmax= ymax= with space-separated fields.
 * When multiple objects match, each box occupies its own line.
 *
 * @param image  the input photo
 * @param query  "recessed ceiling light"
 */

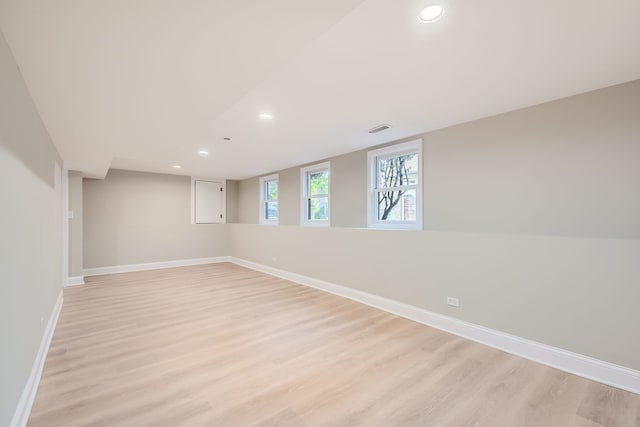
xmin=172 ymin=164 xmax=181 ymax=169
xmin=418 ymin=4 xmax=445 ymax=23
xmin=258 ymin=113 xmax=273 ymax=120
xmin=198 ymin=150 xmax=209 ymax=155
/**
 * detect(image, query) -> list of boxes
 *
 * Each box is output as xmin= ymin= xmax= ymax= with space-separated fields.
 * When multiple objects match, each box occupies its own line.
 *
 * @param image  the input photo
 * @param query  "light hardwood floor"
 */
xmin=28 ymin=263 xmax=639 ymax=426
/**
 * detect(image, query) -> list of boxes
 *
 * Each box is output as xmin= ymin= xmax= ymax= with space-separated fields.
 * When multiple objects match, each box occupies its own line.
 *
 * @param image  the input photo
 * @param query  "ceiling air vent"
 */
xmin=368 ymin=124 xmax=391 ymax=134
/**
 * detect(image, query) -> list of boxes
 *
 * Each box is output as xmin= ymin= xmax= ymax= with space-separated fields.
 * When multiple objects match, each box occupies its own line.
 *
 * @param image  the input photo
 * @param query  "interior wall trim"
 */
xmin=230 ymin=256 xmax=640 ymax=395
xmin=83 ymin=256 xmax=231 ymax=277
xmin=65 ymin=276 xmax=85 ymax=287
xmin=10 ymin=290 xmax=63 ymax=427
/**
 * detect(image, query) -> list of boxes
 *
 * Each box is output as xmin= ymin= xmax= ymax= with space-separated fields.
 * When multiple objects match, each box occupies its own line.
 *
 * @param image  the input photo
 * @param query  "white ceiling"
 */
xmin=1 ymin=0 xmax=639 ymax=179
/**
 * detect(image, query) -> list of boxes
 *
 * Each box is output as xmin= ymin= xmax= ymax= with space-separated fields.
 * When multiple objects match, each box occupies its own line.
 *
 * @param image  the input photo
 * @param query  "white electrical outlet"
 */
xmin=447 ymin=297 xmax=460 ymax=307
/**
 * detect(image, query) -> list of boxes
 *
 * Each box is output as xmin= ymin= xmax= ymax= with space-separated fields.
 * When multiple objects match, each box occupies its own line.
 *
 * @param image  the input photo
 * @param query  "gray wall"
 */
xmin=226 ymin=179 xmax=239 ymax=223
xmin=423 ymin=81 xmax=640 ymax=238
xmin=69 ymin=171 xmax=83 ymax=277
xmin=277 ymin=167 xmax=301 ymax=226
xmin=239 ymin=80 xmax=640 ymax=238
xmin=83 ymin=169 xmax=229 ymax=268
xmin=229 ymin=225 xmax=640 ymax=370
xmin=330 ymin=150 xmax=367 ymax=228
xmin=238 ymin=154 xmax=368 ymax=228
xmin=0 ymin=31 xmax=63 ymax=426
xmin=232 ymin=80 xmax=640 ymax=371
xmin=238 ymin=176 xmax=259 ymax=225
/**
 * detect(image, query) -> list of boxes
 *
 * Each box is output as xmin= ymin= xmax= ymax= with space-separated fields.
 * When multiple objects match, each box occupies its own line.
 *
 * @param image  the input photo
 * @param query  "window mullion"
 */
xmin=259 ymin=174 xmax=279 ymax=225
xmin=368 ymin=139 xmax=422 ymax=229
xmin=301 ymin=162 xmax=330 ymax=226
xmin=374 ymin=185 xmax=416 ymax=192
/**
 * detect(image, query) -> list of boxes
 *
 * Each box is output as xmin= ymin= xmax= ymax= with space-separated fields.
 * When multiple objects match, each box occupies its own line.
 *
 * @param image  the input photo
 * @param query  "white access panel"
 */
xmin=194 ymin=180 xmax=223 ymax=223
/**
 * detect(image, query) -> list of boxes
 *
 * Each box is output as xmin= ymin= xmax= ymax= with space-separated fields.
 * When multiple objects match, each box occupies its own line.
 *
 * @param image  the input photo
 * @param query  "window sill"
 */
xmin=367 ymin=224 xmax=422 ymax=231
xmin=301 ymin=221 xmax=330 ymax=228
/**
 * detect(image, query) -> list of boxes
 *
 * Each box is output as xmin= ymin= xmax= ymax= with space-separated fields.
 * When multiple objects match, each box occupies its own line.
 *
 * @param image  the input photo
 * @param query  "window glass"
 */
xmin=367 ymin=140 xmax=422 ymax=229
xmin=259 ymin=175 xmax=278 ymax=224
xmin=301 ymin=163 xmax=330 ymax=226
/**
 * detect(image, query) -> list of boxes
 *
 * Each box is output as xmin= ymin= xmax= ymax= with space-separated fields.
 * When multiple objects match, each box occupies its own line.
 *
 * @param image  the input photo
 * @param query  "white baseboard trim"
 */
xmin=10 ymin=290 xmax=63 ymax=427
xmin=230 ymin=257 xmax=640 ymax=395
xmin=65 ymin=276 xmax=85 ymax=286
xmin=83 ymin=256 xmax=231 ymax=277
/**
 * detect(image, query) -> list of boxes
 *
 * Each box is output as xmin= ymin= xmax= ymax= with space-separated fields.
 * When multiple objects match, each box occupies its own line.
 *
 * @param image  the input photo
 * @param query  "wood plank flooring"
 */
xmin=27 ymin=263 xmax=640 ymax=426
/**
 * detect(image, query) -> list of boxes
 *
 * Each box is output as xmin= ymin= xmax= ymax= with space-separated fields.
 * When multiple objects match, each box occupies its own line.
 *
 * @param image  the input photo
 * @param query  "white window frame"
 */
xmin=367 ymin=139 xmax=422 ymax=230
xmin=259 ymin=173 xmax=279 ymax=225
xmin=300 ymin=161 xmax=330 ymax=227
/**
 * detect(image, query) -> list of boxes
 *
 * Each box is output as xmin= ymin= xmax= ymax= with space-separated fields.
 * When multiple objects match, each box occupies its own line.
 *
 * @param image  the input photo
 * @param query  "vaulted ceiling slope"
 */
xmin=1 ymin=0 xmax=639 ymax=179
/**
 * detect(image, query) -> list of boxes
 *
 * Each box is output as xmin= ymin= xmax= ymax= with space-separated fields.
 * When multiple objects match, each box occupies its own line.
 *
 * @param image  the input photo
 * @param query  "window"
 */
xmin=259 ymin=174 xmax=278 ymax=225
xmin=367 ymin=139 xmax=422 ymax=229
xmin=301 ymin=162 xmax=330 ymax=226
